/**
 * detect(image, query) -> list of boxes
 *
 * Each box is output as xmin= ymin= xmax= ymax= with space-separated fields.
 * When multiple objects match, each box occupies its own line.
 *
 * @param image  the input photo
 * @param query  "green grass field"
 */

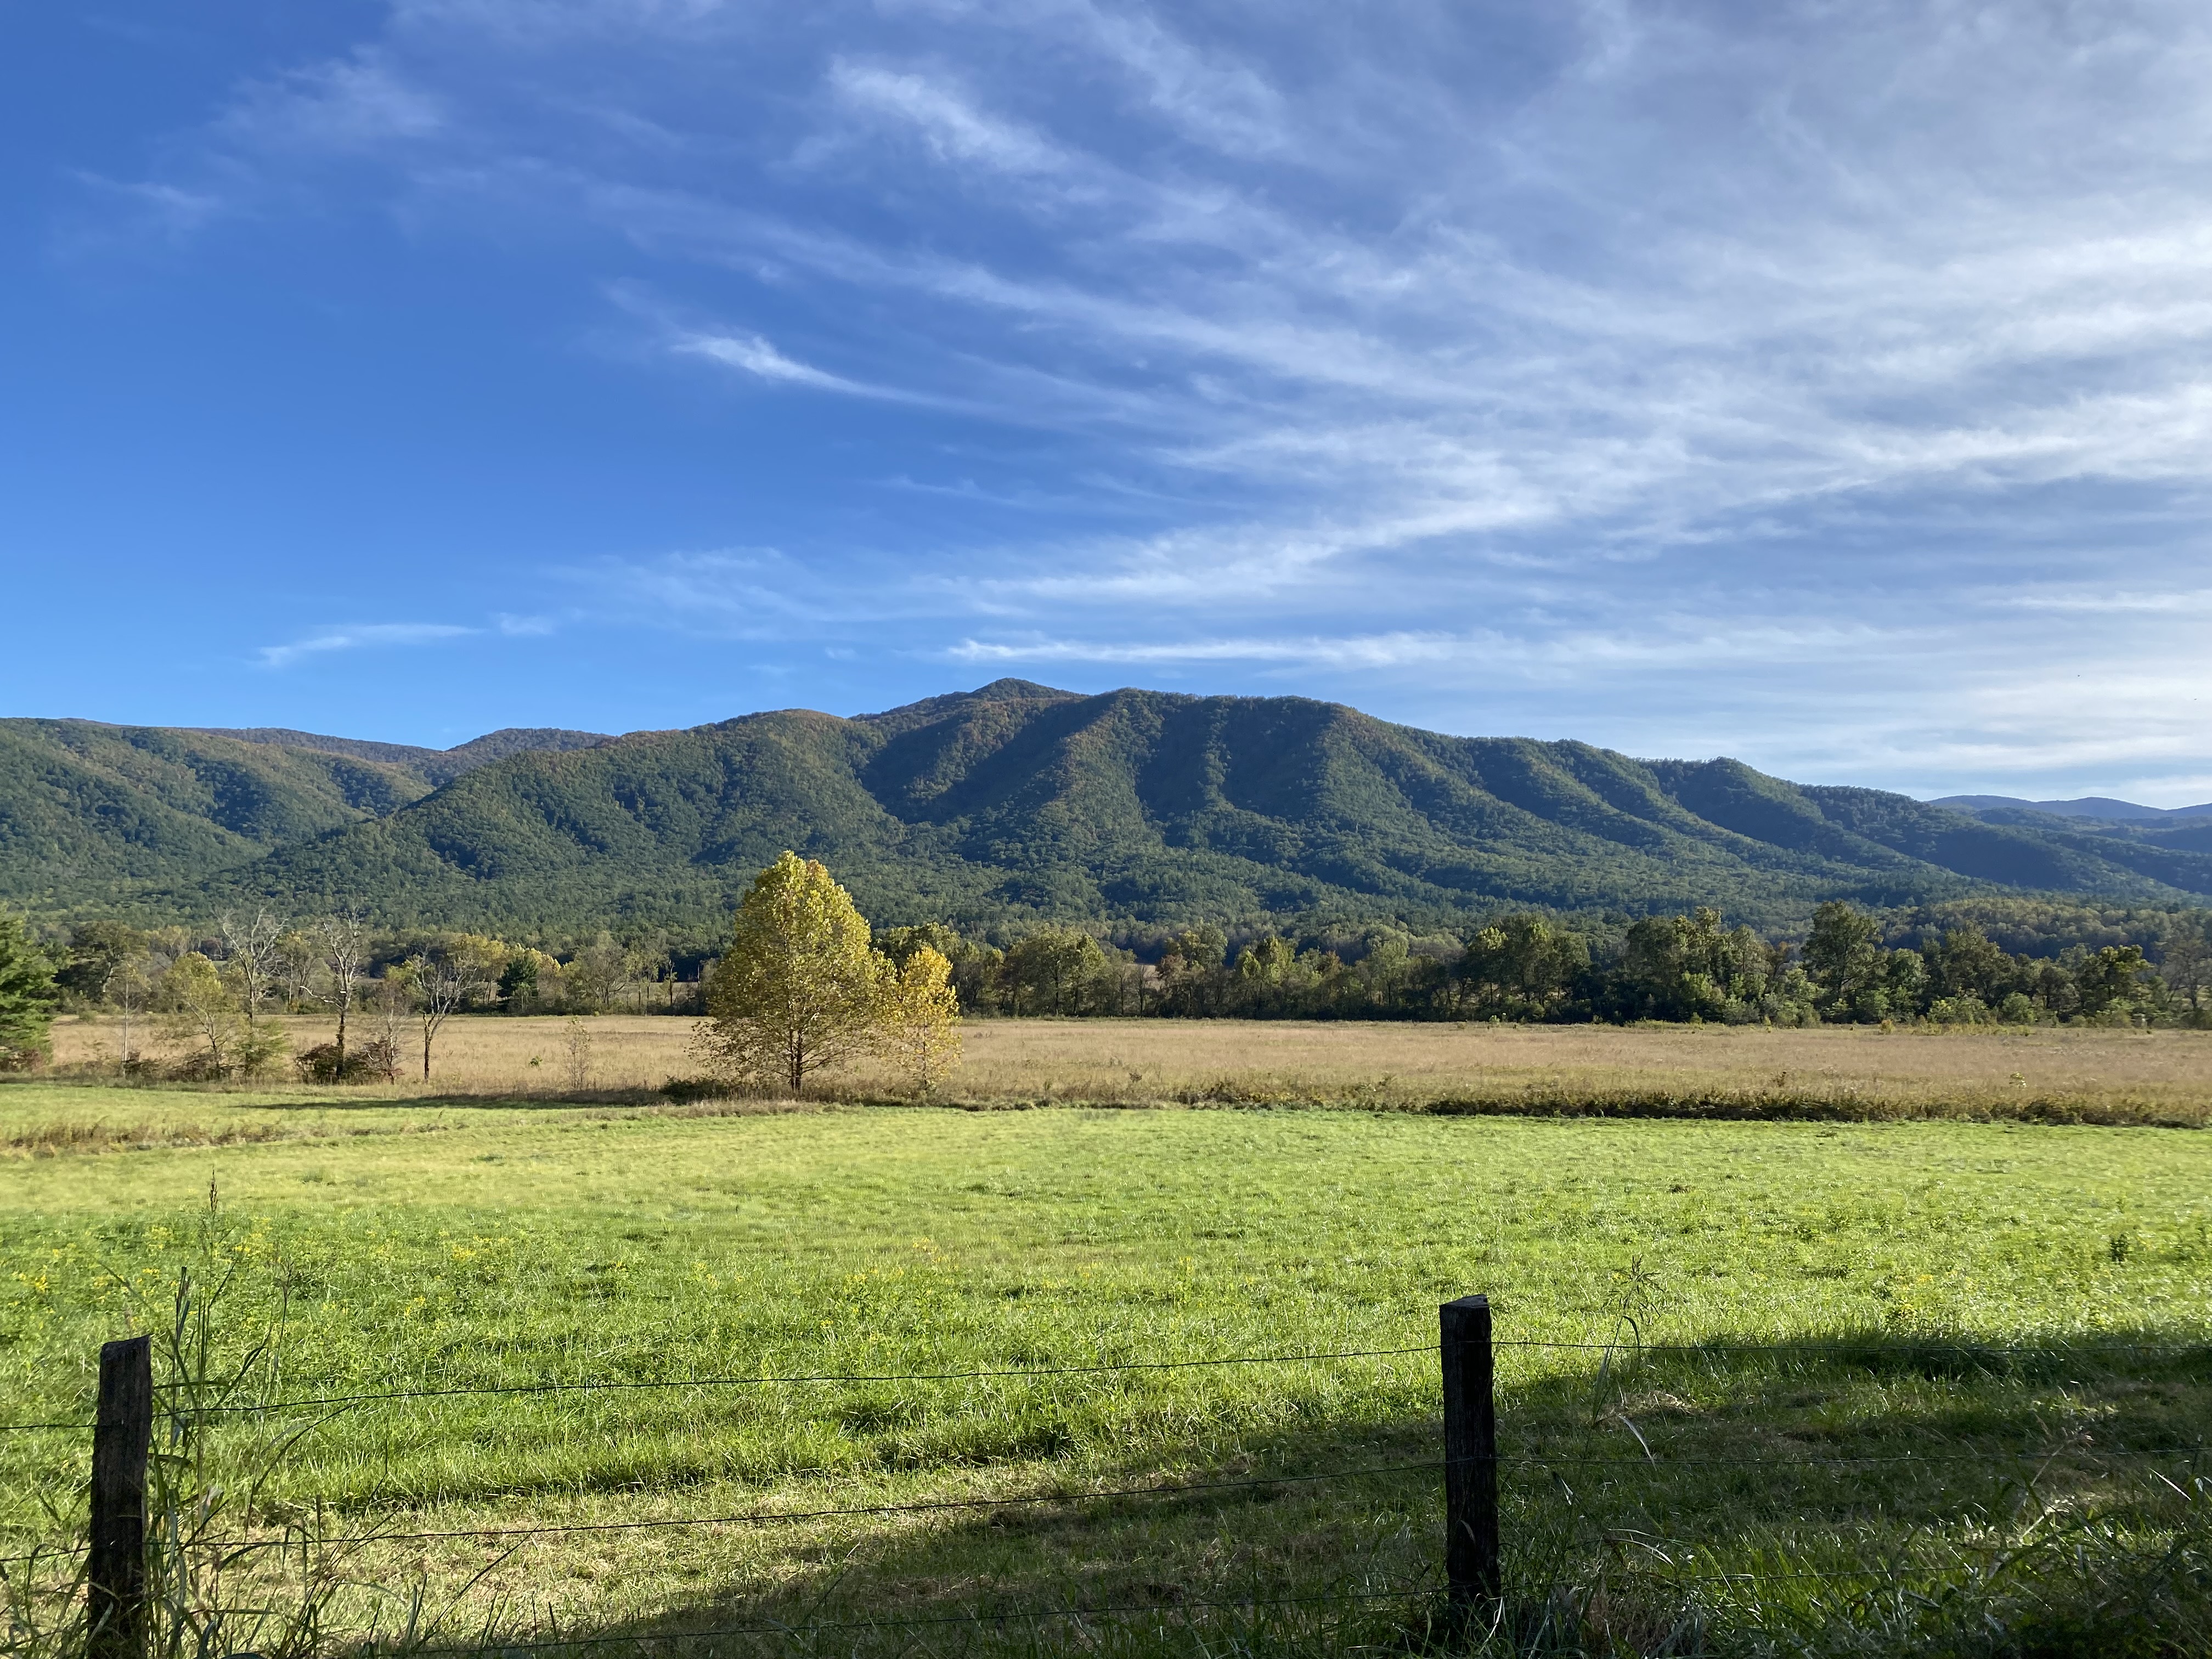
xmin=4 ymin=1080 xmax=2209 ymax=1657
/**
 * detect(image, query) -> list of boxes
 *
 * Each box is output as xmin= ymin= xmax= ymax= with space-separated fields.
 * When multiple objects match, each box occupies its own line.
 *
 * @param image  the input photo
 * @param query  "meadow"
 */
xmin=37 ymin=1011 xmax=2212 ymax=1125
xmin=3 ymin=1022 xmax=2211 ymax=1656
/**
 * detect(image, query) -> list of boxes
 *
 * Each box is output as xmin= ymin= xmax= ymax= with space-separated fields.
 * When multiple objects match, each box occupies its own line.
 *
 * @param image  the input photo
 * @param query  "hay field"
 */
xmin=42 ymin=1011 xmax=2212 ymax=1124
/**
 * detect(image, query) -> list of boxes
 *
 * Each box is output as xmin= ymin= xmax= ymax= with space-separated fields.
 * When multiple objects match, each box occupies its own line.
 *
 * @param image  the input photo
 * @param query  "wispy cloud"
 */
xmin=827 ymin=60 xmax=1068 ymax=175
xmin=556 ymin=548 xmax=940 ymax=634
xmin=616 ymin=280 xmax=966 ymax=404
xmin=256 ymin=623 xmax=477 ymax=669
xmin=2001 ymin=587 xmax=2212 ymax=616
xmin=947 ymin=631 xmax=1465 ymax=668
xmin=671 ymin=330 xmax=907 ymax=398
xmin=83 ymin=0 xmax=2212 ymax=798
xmin=947 ymin=614 xmax=1926 ymax=674
xmin=67 ymin=176 xmax=228 ymax=239
xmin=1062 ymin=2 xmax=1288 ymax=155
xmin=215 ymin=49 xmax=447 ymax=153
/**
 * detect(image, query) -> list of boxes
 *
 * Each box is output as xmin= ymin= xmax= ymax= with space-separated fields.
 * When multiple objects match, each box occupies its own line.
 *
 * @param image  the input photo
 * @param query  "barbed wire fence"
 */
xmin=3 ymin=1307 xmax=2208 ymax=1655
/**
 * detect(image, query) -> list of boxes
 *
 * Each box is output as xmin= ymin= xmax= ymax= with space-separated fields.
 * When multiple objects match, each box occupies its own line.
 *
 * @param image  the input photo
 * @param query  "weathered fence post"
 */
xmin=1441 ymin=1293 xmax=1500 ymax=1615
xmin=88 ymin=1335 xmax=153 ymax=1659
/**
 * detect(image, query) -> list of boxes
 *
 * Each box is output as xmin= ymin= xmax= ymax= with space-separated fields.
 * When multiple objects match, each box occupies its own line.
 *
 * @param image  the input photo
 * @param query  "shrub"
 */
xmin=294 ymin=1042 xmax=385 ymax=1084
xmin=1928 ymin=994 xmax=1994 ymax=1026
xmin=356 ymin=1036 xmax=401 ymax=1082
xmin=659 ymin=1076 xmax=734 ymax=1104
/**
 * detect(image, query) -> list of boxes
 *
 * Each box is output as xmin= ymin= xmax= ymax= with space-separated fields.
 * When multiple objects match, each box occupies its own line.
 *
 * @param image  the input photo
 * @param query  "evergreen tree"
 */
xmin=1927 ymin=922 xmax=2011 ymax=1003
xmin=878 ymin=925 xmax=1001 ymax=1013
xmin=54 ymin=919 xmax=145 ymax=1008
xmin=0 ymin=910 xmax=59 ymax=1066
xmin=876 ymin=924 xmax=964 ymax=968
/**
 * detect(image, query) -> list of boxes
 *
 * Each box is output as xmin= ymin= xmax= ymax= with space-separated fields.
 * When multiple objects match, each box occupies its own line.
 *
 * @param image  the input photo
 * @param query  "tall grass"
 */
xmin=35 ymin=1015 xmax=2212 ymax=1126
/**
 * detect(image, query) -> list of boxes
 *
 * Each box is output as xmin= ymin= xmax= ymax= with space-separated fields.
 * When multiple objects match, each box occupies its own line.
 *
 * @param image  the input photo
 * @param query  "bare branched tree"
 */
xmin=216 ymin=909 xmax=287 ymax=1047
xmin=366 ymin=969 xmax=409 ymax=1082
xmin=312 ymin=909 xmax=373 ymax=1064
xmin=277 ymin=932 xmax=318 ymax=1011
xmin=561 ymin=1015 xmax=593 ymax=1091
xmin=103 ymin=954 xmax=156 ymax=1073
xmin=406 ymin=949 xmax=494 ymax=1082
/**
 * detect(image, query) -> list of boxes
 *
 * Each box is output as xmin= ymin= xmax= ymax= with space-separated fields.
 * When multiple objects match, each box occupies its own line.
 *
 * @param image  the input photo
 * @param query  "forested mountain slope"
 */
xmin=3 ymin=680 xmax=2184 ymax=933
xmin=8 ymin=684 xmax=2212 ymax=930
xmin=0 ymin=720 xmax=602 ymax=911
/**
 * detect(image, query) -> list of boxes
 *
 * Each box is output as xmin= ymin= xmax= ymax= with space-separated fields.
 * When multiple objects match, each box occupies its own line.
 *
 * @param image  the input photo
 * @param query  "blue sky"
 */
xmin=5 ymin=1 xmax=2210 ymax=803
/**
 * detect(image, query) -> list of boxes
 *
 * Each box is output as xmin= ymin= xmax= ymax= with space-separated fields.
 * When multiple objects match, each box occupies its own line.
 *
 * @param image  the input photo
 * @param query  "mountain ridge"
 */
xmin=180 ymin=724 xmax=612 ymax=786
xmin=5 ymin=684 xmax=2211 ymax=932
xmin=1933 ymin=793 xmax=2212 ymax=822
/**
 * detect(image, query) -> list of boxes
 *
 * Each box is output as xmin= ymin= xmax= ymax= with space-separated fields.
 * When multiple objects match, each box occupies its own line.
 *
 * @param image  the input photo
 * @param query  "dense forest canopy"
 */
xmin=7 ymin=682 xmax=2212 ymax=943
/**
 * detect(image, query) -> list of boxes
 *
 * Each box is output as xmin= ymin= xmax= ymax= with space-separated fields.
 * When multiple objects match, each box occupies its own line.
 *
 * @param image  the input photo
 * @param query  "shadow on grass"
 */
xmin=191 ymin=1090 xmax=832 ymax=1115
xmin=343 ymin=1328 xmax=2211 ymax=1659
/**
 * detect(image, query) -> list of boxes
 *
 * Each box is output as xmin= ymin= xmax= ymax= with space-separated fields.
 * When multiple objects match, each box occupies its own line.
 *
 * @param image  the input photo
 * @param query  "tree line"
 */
xmin=4 ymin=877 xmax=2208 ymax=1081
xmin=0 ymin=855 xmax=964 ymax=1093
xmin=5 ymin=914 xmax=712 ymax=1081
xmin=882 ymin=902 xmax=2203 ymax=1028
xmin=2 ymin=906 xmax=496 ymax=1082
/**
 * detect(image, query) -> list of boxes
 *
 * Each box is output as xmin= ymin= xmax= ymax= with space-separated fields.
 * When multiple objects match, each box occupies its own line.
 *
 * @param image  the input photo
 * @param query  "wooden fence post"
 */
xmin=1441 ymin=1293 xmax=1500 ymax=1614
xmin=88 ymin=1335 xmax=153 ymax=1659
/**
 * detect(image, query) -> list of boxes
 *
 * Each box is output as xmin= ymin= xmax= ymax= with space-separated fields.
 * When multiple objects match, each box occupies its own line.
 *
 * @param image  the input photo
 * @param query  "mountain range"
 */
xmin=1932 ymin=794 xmax=2212 ymax=823
xmin=5 ymin=680 xmax=2211 ymax=937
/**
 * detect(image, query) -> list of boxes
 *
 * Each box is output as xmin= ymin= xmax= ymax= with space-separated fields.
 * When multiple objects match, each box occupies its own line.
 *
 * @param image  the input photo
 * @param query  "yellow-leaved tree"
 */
xmin=879 ymin=945 xmax=963 ymax=1096
xmin=697 ymin=852 xmax=888 ymax=1094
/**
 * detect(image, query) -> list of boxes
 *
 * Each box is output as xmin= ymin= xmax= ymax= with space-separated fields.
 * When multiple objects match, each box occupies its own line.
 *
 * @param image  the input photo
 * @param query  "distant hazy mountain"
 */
xmin=7 ymin=683 xmax=2211 ymax=932
xmin=183 ymin=725 xmax=611 ymax=787
xmin=1933 ymin=794 xmax=2212 ymax=822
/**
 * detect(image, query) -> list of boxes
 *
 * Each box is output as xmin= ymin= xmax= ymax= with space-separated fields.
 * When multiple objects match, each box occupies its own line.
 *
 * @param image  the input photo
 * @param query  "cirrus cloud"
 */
xmin=256 ymin=622 xmax=477 ymax=669
xmin=74 ymin=0 xmax=2212 ymax=800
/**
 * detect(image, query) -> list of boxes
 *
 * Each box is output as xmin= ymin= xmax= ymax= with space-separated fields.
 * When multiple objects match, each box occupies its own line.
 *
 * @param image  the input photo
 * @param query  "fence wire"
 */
xmin=7 ymin=1330 xmax=2204 ymax=1436
xmin=9 ymin=1322 xmax=2208 ymax=1637
xmin=1496 ymin=1336 xmax=2212 ymax=1356
xmin=8 ymin=1437 xmax=2202 ymax=1571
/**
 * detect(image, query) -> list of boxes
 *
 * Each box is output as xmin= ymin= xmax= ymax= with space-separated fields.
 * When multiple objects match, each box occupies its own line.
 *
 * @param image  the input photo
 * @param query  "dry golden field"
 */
xmin=40 ymin=1010 xmax=2212 ymax=1124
